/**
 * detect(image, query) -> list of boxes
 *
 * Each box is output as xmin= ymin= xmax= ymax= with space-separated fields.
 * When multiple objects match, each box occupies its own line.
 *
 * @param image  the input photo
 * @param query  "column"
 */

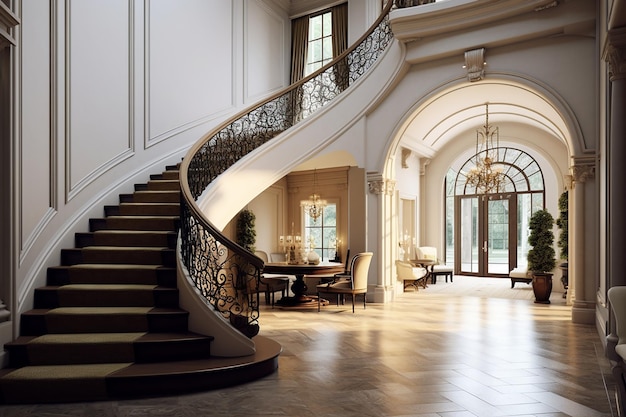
xmin=367 ymin=172 xmax=396 ymax=303
xmin=605 ymin=27 xmax=626 ymax=358
xmin=571 ymin=161 xmax=596 ymax=324
xmin=607 ymin=28 xmax=626 ymax=289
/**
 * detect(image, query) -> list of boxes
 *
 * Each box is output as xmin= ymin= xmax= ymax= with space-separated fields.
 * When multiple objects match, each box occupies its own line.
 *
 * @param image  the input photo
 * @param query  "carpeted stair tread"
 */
xmin=34 ymin=284 xmax=178 ymax=308
xmin=0 ymin=363 xmax=132 ymax=403
xmin=1 ymin=362 xmax=132 ymax=380
xmin=5 ymin=332 xmax=214 ymax=366
xmin=20 ymin=307 xmax=189 ymax=335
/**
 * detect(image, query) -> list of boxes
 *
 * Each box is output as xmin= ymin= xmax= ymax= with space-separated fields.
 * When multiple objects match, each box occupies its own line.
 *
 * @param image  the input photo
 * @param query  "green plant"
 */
xmin=235 ymin=209 xmax=256 ymax=252
xmin=527 ymin=209 xmax=556 ymax=273
xmin=556 ymin=190 xmax=568 ymax=260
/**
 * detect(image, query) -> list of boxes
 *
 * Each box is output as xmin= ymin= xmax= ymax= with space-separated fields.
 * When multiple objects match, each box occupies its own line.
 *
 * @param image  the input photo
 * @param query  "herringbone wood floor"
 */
xmin=0 ymin=275 xmax=617 ymax=416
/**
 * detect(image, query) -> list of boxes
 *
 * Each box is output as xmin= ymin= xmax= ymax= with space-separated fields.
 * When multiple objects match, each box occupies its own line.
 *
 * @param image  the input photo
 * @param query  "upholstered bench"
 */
xmin=431 ymin=264 xmax=453 ymax=284
xmin=509 ymin=267 xmax=532 ymax=288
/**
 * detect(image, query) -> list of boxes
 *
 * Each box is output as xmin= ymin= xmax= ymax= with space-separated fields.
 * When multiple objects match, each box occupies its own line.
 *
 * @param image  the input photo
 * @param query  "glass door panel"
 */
xmin=460 ymin=197 xmax=479 ymax=273
xmin=487 ymin=198 xmax=509 ymax=274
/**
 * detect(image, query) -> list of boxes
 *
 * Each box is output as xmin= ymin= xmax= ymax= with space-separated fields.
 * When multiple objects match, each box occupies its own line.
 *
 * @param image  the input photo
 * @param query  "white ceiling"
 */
xmin=399 ymin=80 xmax=570 ymax=160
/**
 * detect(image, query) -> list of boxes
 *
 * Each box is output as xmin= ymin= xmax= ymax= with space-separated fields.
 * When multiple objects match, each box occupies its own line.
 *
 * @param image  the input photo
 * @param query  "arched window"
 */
xmin=445 ymin=148 xmax=545 ymax=276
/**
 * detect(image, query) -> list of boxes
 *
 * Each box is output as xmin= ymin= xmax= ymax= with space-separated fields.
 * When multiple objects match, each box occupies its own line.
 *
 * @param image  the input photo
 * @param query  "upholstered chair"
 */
xmin=415 ymin=246 xmax=454 ymax=284
xmin=316 ymin=252 xmax=373 ymax=312
xmin=396 ymin=260 xmax=428 ymax=291
xmin=255 ymin=250 xmax=290 ymax=306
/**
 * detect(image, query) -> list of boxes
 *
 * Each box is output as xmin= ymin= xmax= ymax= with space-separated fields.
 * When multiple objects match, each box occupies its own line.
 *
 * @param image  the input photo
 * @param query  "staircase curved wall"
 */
xmin=4 ymin=0 xmax=293 ymax=360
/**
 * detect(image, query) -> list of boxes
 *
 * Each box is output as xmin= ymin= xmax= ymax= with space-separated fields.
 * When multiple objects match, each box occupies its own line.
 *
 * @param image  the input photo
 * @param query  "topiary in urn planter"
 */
xmin=527 ymin=209 xmax=556 ymax=304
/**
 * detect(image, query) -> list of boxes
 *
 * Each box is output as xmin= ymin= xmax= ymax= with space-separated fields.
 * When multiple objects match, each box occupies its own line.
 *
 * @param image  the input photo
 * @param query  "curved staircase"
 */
xmin=0 ymin=164 xmax=280 ymax=404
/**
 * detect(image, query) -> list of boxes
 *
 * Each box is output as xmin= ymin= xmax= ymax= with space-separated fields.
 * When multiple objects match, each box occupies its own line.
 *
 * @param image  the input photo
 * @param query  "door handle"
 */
xmin=483 ymin=241 xmax=488 ymax=253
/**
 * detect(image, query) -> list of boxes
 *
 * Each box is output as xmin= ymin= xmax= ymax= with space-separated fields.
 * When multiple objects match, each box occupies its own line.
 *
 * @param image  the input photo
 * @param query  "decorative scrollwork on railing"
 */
xmin=179 ymin=0 xmax=395 ymax=338
xmin=395 ymin=0 xmax=436 ymax=8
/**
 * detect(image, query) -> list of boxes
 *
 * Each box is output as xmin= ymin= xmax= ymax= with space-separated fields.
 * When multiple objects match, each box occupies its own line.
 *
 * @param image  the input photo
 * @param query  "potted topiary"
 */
xmin=556 ymin=191 xmax=568 ymax=298
xmin=235 ymin=209 xmax=256 ymax=252
xmin=527 ymin=209 xmax=556 ymax=304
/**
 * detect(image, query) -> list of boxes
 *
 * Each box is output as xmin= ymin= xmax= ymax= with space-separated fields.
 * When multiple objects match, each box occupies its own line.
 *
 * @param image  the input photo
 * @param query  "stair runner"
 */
xmin=0 ymin=164 xmax=279 ymax=404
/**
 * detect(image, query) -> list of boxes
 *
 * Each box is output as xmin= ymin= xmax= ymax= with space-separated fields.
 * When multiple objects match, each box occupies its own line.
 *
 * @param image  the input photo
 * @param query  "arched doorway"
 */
xmin=446 ymin=147 xmax=546 ymax=277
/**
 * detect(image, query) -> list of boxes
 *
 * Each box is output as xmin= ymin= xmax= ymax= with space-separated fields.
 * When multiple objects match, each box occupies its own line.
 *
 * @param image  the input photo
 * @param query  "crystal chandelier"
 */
xmin=465 ymin=103 xmax=505 ymax=194
xmin=300 ymin=169 xmax=327 ymax=221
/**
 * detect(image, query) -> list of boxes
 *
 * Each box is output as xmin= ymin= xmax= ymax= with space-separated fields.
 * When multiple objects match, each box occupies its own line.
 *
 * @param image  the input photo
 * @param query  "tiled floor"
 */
xmin=0 ymin=276 xmax=617 ymax=416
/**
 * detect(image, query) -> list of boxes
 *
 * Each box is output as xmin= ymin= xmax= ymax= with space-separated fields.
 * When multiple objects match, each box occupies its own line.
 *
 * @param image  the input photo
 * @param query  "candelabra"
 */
xmin=279 ymin=234 xmax=304 ymax=264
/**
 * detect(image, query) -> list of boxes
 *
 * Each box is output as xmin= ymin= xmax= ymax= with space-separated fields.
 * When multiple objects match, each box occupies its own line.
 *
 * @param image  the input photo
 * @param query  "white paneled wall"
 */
xmin=12 ymin=0 xmax=291 ymax=333
xmin=21 ymin=1 xmax=53 ymax=250
xmin=147 ymin=0 xmax=236 ymax=144
xmin=67 ymin=0 xmax=132 ymax=197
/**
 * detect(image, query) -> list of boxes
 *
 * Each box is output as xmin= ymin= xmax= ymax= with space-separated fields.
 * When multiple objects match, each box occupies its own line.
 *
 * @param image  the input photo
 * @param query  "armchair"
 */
xmin=316 ymin=252 xmax=373 ymax=312
xmin=415 ymin=246 xmax=453 ymax=284
xmin=396 ymin=260 xmax=428 ymax=291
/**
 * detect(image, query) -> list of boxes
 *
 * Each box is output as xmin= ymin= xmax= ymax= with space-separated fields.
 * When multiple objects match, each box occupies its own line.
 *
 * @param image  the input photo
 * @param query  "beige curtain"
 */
xmin=290 ymin=16 xmax=309 ymax=84
xmin=332 ymin=3 xmax=349 ymax=91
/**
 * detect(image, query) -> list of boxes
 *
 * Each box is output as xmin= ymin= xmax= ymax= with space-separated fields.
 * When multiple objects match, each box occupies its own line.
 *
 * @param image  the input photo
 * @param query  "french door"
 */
xmin=457 ymin=194 xmax=516 ymax=277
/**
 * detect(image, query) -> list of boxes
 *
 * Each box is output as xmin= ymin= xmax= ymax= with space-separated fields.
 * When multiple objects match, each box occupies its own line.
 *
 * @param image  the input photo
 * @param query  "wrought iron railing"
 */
xmin=179 ymin=0 xmax=395 ymax=338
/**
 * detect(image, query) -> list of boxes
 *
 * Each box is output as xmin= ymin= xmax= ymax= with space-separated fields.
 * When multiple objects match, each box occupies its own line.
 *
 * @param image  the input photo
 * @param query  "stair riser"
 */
xmin=120 ymin=192 xmax=181 ymax=203
xmin=104 ymin=205 xmax=180 ymax=217
xmin=6 ymin=337 xmax=212 ymax=367
xmin=135 ymin=181 xmax=179 ymax=191
xmin=61 ymin=249 xmax=176 ymax=266
xmin=20 ymin=312 xmax=189 ymax=336
xmin=34 ymin=289 xmax=179 ymax=309
xmin=75 ymin=232 xmax=177 ymax=248
xmin=90 ymin=217 xmax=179 ymax=232
xmin=151 ymin=171 xmax=179 ymax=180
xmin=47 ymin=266 xmax=177 ymax=287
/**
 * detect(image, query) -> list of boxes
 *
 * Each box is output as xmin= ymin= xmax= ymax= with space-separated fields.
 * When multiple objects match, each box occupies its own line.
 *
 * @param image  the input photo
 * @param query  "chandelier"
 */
xmin=301 ymin=169 xmax=327 ymax=221
xmin=466 ymin=103 xmax=505 ymax=194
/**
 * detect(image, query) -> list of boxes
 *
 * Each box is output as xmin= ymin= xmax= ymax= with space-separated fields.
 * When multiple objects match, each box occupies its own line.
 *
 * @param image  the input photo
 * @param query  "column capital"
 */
xmin=420 ymin=157 xmax=431 ymax=176
xmin=401 ymin=147 xmax=412 ymax=169
xmin=603 ymin=27 xmax=626 ymax=81
xmin=367 ymin=172 xmax=396 ymax=196
xmin=571 ymin=157 xmax=596 ymax=184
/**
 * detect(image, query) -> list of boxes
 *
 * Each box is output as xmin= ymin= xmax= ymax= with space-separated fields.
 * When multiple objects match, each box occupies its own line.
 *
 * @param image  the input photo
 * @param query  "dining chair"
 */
xmin=255 ymin=250 xmax=290 ymax=307
xmin=269 ymin=252 xmax=287 ymax=262
xmin=316 ymin=252 xmax=373 ymax=312
xmin=318 ymin=249 xmax=352 ymax=286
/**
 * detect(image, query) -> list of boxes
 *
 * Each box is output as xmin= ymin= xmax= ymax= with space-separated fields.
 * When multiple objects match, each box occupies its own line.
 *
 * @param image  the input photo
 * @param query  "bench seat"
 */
xmin=510 ymin=267 xmax=531 ymax=288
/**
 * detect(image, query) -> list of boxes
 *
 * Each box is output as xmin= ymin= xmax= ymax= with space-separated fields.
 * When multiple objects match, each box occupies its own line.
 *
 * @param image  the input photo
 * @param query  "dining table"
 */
xmin=263 ymin=261 xmax=345 ymax=308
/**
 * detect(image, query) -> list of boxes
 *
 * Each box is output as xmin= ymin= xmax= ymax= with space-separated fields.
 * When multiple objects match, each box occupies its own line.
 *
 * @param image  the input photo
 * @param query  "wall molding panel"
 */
xmin=243 ymin=0 xmax=288 ymax=103
xmin=144 ymin=0 xmax=237 ymax=147
xmin=64 ymin=0 xmax=134 ymax=201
